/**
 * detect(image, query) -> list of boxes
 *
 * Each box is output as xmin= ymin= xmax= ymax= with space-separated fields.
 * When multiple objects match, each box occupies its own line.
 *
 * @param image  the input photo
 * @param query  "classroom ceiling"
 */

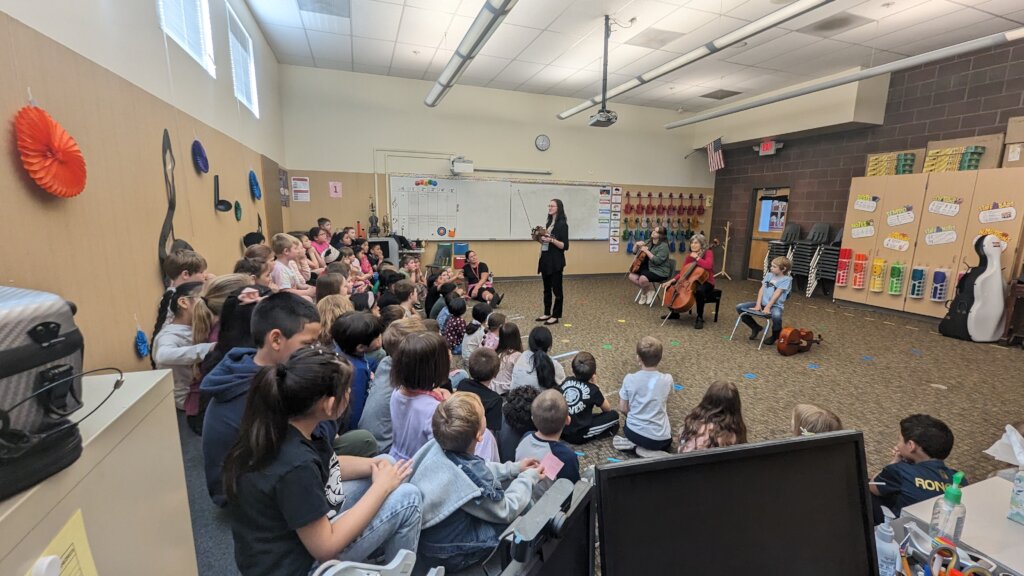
xmin=245 ymin=0 xmax=1024 ymax=114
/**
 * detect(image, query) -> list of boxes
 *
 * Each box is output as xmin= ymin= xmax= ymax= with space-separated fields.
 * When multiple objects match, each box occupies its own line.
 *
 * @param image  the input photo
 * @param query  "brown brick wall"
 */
xmin=710 ymin=39 xmax=1024 ymax=278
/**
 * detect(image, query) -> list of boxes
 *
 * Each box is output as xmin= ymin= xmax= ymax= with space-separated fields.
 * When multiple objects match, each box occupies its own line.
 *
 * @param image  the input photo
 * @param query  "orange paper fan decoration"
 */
xmin=14 ymin=106 xmax=87 ymax=198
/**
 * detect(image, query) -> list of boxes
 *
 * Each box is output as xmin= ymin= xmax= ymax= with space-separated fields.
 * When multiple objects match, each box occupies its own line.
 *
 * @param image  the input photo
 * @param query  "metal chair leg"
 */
xmin=757 ymin=317 xmax=773 ymax=351
xmin=729 ymin=313 xmax=743 ymax=341
xmin=648 ymin=283 xmax=662 ymax=307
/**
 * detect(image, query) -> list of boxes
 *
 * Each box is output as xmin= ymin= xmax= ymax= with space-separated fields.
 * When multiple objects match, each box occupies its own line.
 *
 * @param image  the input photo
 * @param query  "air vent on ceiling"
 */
xmin=625 ymin=28 xmax=686 ymax=50
xmin=298 ymin=0 xmax=350 ymax=18
xmin=700 ymin=89 xmax=741 ymax=100
xmin=797 ymin=12 xmax=874 ymax=38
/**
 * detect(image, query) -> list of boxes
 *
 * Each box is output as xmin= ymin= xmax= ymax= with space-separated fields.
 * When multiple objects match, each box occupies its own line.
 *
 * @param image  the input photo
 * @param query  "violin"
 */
xmin=629 ymin=240 xmax=648 ymax=273
xmin=662 ymin=239 xmax=720 ymax=313
xmin=776 ymin=328 xmax=823 ymax=356
xmin=531 ymin=226 xmax=547 ymax=242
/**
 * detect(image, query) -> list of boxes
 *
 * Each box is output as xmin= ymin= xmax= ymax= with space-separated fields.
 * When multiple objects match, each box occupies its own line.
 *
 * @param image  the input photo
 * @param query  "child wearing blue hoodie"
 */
xmin=201 ymin=293 xmax=377 ymax=507
xmin=409 ymin=392 xmax=542 ymax=572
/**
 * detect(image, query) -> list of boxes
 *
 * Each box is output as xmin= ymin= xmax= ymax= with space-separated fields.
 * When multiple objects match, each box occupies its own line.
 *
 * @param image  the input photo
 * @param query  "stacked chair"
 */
xmin=764 ymin=223 xmax=801 ymax=276
xmin=811 ymin=228 xmax=843 ymax=297
xmin=790 ymin=223 xmax=830 ymax=295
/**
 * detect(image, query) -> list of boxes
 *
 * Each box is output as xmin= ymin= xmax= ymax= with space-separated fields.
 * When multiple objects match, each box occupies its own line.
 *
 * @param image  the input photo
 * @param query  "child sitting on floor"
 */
xmin=791 ymin=403 xmax=843 ymax=436
xmin=559 ymin=352 xmax=619 ymax=444
xmin=270 ymin=233 xmax=316 ymax=301
xmin=677 ymin=381 xmax=748 ymax=453
xmin=516 ymin=389 xmax=581 ymax=502
xmin=152 ymin=281 xmax=214 ymax=411
xmin=492 ymin=322 xmax=522 ymax=395
xmin=461 ymin=303 xmax=492 ymax=362
xmin=442 ymin=297 xmax=468 ymax=355
xmin=409 ymin=392 xmax=542 ymax=573
xmin=457 ymin=347 xmax=503 ymax=432
xmin=736 ymin=255 xmax=792 ymax=345
xmin=870 ymin=414 xmax=967 ymax=518
xmin=482 ymin=312 xmax=504 ymax=350
xmin=613 ymin=336 xmax=673 ymax=457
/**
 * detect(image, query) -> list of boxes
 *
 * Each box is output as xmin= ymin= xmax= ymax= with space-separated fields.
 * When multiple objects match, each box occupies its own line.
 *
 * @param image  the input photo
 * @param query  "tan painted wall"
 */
xmin=0 ymin=14 xmax=267 ymax=370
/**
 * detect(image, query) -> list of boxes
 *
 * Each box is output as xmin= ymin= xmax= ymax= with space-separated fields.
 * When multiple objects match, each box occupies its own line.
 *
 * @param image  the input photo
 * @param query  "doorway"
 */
xmin=747 ymin=187 xmax=790 ymax=279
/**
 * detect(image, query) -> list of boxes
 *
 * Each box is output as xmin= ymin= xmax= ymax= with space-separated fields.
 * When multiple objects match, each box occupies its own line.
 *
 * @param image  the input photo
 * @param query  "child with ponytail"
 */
xmin=223 ymin=346 xmax=422 ymax=573
xmin=510 ymin=326 xmax=565 ymax=391
xmin=460 ymin=302 xmax=492 ymax=362
xmin=192 ymin=274 xmax=251 ymax=344
xmin=152 ymin=281 xmax=214 ymax=410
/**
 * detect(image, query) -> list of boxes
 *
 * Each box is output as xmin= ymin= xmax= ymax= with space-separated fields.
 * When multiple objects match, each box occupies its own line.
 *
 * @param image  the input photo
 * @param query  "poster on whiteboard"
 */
xmin=291 ymin=177 xmax=310 ymax=202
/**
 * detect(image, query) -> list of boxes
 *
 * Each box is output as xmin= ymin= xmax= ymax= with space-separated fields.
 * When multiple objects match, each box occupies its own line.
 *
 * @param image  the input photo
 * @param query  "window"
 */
xmin=226 ymin=2 xmax=259 ymax=118
xmin=157 ymin=0 xmax=216 ymax=77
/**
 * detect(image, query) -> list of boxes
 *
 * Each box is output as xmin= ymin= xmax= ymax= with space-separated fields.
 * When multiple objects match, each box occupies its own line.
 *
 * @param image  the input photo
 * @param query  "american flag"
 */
xmin=706 ymin=137 xmax=725 ymax=172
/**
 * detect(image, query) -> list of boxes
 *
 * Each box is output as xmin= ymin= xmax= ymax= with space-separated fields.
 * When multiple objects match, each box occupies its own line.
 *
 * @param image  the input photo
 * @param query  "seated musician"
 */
xmin=463 ymin=250 xmax=503 ymax=307
xmin=661 ymin=234 xmax=715 ymax=329
xmin=627 ymin=226 xmax=671 ymax=305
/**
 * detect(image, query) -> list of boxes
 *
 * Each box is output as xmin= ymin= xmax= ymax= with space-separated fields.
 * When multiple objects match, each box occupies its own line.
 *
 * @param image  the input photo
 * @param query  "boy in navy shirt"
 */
xmin=870 ymin=414 xmax=966 ymax=518
xmin=331 ymin=312 xmax=383 ymax=431
xmin=516 ymin=390 xmax=581 ymax=502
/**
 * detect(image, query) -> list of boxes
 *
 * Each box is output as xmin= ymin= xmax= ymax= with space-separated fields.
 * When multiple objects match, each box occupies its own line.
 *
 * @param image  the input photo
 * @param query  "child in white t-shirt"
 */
xmin=613 ymin=336 xmax=673 ymax=456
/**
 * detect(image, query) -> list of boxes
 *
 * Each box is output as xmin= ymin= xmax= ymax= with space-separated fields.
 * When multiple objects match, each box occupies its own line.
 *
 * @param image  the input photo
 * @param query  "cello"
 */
xmin=662 ymin=239 xmax=719 ymax=313
xmin=629 ymin=239 xmax=648 ymax=273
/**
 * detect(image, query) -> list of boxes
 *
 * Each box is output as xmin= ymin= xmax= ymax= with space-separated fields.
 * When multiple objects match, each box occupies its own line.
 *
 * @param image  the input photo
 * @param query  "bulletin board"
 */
xmin=903 ymin=172 xmax=979 ymax=318
xmin=864 ymin=174 xmax=927 ymax=308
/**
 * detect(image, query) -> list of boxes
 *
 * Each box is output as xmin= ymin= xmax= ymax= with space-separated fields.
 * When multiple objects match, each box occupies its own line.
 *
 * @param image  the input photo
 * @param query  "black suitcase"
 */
xmin=0 ymin=287 xmax=85 ymax=501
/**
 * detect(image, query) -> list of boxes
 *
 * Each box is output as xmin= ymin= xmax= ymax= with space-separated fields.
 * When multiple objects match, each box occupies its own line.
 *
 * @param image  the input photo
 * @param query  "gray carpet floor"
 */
xmin=179 ymin=275 xmax=1024 ymax=575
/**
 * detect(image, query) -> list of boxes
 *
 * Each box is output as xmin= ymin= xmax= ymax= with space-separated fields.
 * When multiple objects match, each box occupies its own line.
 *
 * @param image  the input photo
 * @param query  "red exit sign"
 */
xmin=759 ymin=140 xmax=778 ymax=156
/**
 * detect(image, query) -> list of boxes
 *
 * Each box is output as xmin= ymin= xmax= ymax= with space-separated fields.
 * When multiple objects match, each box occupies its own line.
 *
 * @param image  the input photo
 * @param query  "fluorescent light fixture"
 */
xmin=556 ymin=0 xmax=834 ymax=120
xmin=424 ymin=0 xmax=518 ymax=107
xmin=664 ymin=27 xmax=1024 ymax=130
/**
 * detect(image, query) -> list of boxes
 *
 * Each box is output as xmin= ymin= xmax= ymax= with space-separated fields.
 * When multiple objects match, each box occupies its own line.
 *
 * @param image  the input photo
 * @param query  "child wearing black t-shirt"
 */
xmin=222 ymin=346 xmax=422 ymax=574
xmin=869 ymin=414 xmax=967 ymax=519
xmin=559 ymin=352 xmax=619 ymax=444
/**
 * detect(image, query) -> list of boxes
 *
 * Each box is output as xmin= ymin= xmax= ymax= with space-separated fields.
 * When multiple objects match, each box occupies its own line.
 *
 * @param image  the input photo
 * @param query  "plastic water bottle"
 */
xmin=875 ymin=507 xmax=900 ymax=576
xmin=930 ymin=471 xmax=967 ymax=544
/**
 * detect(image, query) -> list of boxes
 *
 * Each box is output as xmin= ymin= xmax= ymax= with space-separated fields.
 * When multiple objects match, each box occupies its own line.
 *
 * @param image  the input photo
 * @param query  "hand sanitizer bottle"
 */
xmin=930 ymin=471 xmax=967 ymax=544
xmin=875 ymin=507 xmax=900 ymax=576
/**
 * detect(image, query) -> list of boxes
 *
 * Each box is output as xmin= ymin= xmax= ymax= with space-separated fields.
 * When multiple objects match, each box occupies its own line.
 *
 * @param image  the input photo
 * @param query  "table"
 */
xmin=0 ymin=370 xmax=198 ymax=575
xmin=902 ymin=476 xmax=1024 ymax=575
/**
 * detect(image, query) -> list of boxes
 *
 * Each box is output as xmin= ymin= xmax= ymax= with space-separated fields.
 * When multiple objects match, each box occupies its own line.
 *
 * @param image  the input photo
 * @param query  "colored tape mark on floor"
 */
xmin=561 ymin=339 xmax=570 ymax=343
xmin=617 ymin=319 xmax=626 ymax=323
xmin=930 ymin=384 xmax=948 ymax=390
xmin=910 ymin=348 xmax=923 ymax=357
xmin=743 ymin=373 xmax=757 ymax=379
xmin=607 ymin=457 xmax=623 ymax=463
xmin=564 ymin=324 xmax=572 ymax=327
xmin=575 ymin=451 xmax=585 ymax=457
xmin=602 ymin=344 xmax=613 ymax=349
xmin=862 ymin=355 xmax=874 ymax=361
xmin=673 ymin=383 xmax=684 ymax=391
xmin=905 ymin=326 xmax=919 ymax=330
xmin=807 ymin=363 xmax=820 ymax=369
xmin=670 ymin=340 xmax=680 ymax=346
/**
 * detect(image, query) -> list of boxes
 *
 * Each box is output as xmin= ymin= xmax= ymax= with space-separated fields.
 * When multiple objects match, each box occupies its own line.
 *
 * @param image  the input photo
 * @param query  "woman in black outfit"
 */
xmin=536 ymin=199 xmax=569 ymax=326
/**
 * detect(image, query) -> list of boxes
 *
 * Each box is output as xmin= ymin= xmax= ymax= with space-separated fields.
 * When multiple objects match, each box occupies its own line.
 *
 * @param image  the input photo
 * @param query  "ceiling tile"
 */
xmin=390 ymin=43 xmax=435 ymax=74
xmin=397 ymin=6 xmax=453 ymax=47
xmin=550 ymin=34 xmax=605 ymax=69
xmin=461 ymin=76 xmax=493 ymax=87
xmin=390 ymin=67 xmax=428 ymax=80
xmin=246 ymin=0 xmax=304 ymax=28
xmin=573 ymin=73 xmax=632 ymax=97
xmin=605 ymin=44 xmax=654 ymax=74
xmin=614 ymin=49 xmax=679 ymax=76
xmin=518 ymin=30 xmax=578 ymax=64
xmin=504 ymin=0 xmax=575 ymax=28
xmin=352 ymin=36 xmax=396 ymax=66
xmin=610 ymin=1 xmax=683 ymax=43
xmin=754 ymin=38 xmax=852 ymax=71
xmin=650 ymin=6 xmax=720 ymax=34
xmin=461 ymin=55 xmax=512 ymax=81
xmin=834 ymin=0 xmax=962 ymax=43
xmin=777 ymin=0 xmax=874 ymax=32
xmin=455 ymin=0 xmax=486 ymax=17
xmin=315 ymin=57 xmax=354 ymax=70
xmin=492 ymin=59 xmax=546 ymax=85
xmin=846 ymin=0 xmax=932 ymax=21
xmin=863 ymin=7 xmax=991 ymax=51
xmin=259 ymin=23 xmax=313 ymax=58
xmin=300 ymin=11 xmax=352 ymax=35
xmin=440 ymin=15 xmax=474 ymax=50
xmin=551 ymin=68 xmax=603 ymax=92
xmin=727 ymin=0 xmax=783 ymax=22
xmin=975 ymin=0 xmax=1024 ymax=16
xmin=659 ymin=58 xmax=748 ymax=85
xmin=734 ymin=70 xmax=812 ymax=90
xmin=684 ymin=0 xmax=748 ymax=13
xmin=660 ymin=15 xmax=749 ymax=53
xmin=351 ymin=0 xmax=403 ymax=41
xmin=487 ymin=80 xmax=525 ymax=90
xmin=308 ymin=31 xmax=353 ymax=61
xmin=518 ymin=64 xmax=579 ymax=91
xmin=406 ymin=0 xmax=462 ymax=12
xmin=279 ymin=52 xmax=317 ymax=66
xmin=725 ymin=31 xmax=822 ymax=65
xmin=479 ymin=24 xmax=543 ymax=59
xmin=796 ymin=44 xmax=896 ymax=76
xmin=891 ymin=17 xmax=1019 ymax=55
xmin=425 ymin=48 xmax=454 ymax=76
xmin=548 ymin=0 xmax=634 ymax=39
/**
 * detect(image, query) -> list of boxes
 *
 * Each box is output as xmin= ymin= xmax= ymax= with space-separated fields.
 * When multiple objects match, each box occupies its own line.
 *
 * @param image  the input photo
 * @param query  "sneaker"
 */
xmin=612 ymin=435 xmax=636 ymax=451
xmin=694 ymin=317 xmax=704 ymax=330
xmin=636 ymin=447 xmax=672 ymax=459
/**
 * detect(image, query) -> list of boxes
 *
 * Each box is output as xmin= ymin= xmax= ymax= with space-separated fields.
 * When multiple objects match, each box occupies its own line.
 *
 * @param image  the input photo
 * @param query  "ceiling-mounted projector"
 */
xmin=589 ymin=109 xmax=617 ymax=127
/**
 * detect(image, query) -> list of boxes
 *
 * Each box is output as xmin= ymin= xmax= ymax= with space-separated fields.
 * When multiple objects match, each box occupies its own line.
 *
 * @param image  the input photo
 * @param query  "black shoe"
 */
xmin=748 ymin=324 xmax=762 ymax=340
xmin=661 ymin=312 xmax=680 ymax=320
xmin=765 ymin=333 xmax=779 ymax=345
xmin=491 ymin=293 xmax=504 ymax=307
xmin=694 ymin=317 xmax=704 ymax=330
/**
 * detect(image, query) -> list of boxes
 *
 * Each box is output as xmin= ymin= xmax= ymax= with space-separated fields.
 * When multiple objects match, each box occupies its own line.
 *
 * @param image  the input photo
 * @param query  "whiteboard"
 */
xmin=388 ymin=175 xmax=610 ymax=241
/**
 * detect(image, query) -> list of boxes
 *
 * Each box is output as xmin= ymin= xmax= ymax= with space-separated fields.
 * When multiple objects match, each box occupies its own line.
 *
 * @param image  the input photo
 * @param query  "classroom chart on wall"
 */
xmin=388 ymin=175 xmax=610 ymax=241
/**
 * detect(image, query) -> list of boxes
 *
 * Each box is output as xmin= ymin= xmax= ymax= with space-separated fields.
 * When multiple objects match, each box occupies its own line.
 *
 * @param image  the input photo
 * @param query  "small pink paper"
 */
xmin=540 ymin=450 xmax=564 ymax=480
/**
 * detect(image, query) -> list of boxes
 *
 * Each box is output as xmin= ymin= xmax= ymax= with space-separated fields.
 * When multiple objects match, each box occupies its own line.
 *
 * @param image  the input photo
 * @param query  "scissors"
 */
xmin=926 ymin=545 xmax=993 ymax=576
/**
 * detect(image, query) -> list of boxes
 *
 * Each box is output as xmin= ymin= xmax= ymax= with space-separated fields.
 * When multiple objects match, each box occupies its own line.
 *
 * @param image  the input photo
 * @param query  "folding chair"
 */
xmin=729 ymin=308 xmax=773 ymax=350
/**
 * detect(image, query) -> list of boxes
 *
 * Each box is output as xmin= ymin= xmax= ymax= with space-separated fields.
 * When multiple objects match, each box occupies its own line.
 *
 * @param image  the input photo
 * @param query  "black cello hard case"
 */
xmin=938 ymin=236 xmax=986 ymax=341
xmin=0 ymin=287 xmax=85 ymax=500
